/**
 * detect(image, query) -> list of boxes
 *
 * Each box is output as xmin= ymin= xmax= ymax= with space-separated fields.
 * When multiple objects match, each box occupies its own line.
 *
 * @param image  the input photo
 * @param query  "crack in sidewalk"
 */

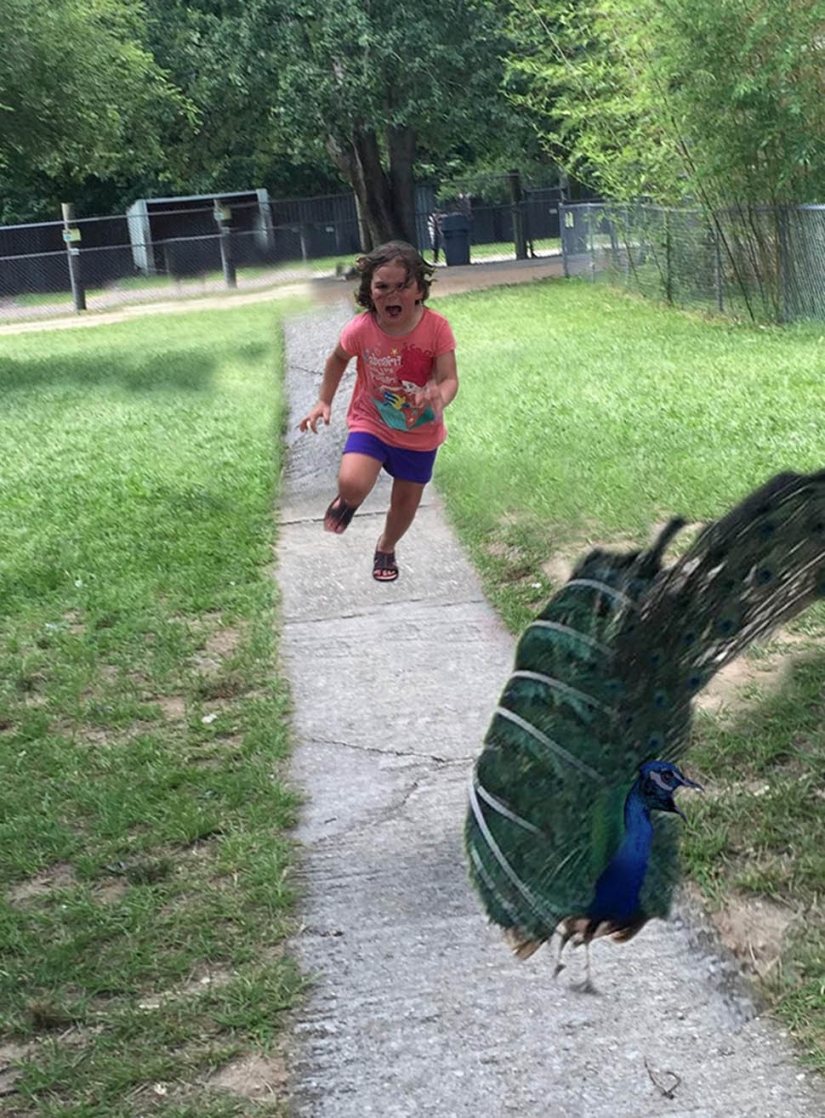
xmin=304 ymin=734 xmax=474 ymax=766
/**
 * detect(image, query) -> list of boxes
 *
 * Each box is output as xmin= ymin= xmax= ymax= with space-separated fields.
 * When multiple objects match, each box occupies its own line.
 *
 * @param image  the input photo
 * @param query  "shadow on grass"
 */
xmin=695 ymin=644 xmax=825 ymax=776
xmin=0 ymin=341 xmax=270 ymax=397
xmin=686 ymin=645 xmax=825 ymax=1062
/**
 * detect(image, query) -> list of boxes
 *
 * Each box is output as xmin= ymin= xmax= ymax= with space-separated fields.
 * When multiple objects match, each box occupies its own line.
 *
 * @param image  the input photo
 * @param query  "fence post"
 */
xmin=61 ymin=202 xmax=86 ymax=312
xmin=508 ymin=170 xmax=528 ymax=260
xmin=777 ymin=205 xmax=790 ymax=324
xmin=664 ymin=209 xmax=673 ymax=304
xmin=559 ymin=202 xmax=569 ymax=277
xmin=624 ymin=203 xmax=631 ymax=286
xmin=713 ymin=222 xmax=724 ymax=314
xmin=214 ymin=200 xmax=237 ymax=289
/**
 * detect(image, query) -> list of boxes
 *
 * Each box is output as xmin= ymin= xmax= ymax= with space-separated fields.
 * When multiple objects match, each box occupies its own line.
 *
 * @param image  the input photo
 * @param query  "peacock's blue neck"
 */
xmin=587 ymin=781 xmax=653 ymax=924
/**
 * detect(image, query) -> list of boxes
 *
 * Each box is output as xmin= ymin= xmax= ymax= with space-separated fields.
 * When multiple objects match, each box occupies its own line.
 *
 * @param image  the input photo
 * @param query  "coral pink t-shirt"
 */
xmin=339 ymin=307 xmax=456 ymax=451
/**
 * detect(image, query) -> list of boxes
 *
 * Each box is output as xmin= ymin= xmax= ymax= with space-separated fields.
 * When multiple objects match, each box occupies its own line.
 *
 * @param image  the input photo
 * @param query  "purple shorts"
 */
xmin=343 ymin=431 xmax=437 ymax=485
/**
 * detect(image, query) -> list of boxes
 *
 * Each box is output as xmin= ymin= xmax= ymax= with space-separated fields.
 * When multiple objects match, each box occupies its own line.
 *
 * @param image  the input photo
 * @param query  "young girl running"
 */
xmin=299 ymin=241 xmax=459 ymax=582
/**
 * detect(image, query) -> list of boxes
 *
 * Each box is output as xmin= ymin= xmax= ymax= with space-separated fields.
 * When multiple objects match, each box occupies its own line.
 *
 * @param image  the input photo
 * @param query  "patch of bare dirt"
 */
xmin=697 ymin=633 xmax=810 ymax=716
xmin=0 ymin=1040 xmax=37 ymax=1099
xmin=709 ymin=894 xmax=798 ymax=978
xmin=156 ymin=695 xmax=187 ymax=720
xmin=62 ymin=610 xmax=86 ymax=635
xmin=7 ymin=863 xmax=77 ymax=906
xmin=204 ymin=627 xmax=242 ymax=658
xmin=539 ymin=520 xmax=704 ymax=589
xmin=191 ymin=623 xmax=243 ymax=677
xmin=94 ymin=879 xmax=129 ymax=905
xmin=138 ymin=968 xmax=232 ymax=1011
xmin=210 ymin=1052 xmax=288 ymax=1100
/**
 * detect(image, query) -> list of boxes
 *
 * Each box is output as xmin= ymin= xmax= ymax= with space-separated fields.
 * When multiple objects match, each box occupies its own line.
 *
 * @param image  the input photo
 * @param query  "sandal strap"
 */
xmin=325 ymin=497 xmax=358 ymax=532
xmin=373 ymin=549 xmax=399 ymax=580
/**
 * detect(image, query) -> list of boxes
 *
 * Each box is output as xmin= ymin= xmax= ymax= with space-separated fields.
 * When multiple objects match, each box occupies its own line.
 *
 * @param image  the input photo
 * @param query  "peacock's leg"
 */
xmin=551 ymin=929 xmax=567 ymax=978
xmin=571 ymin=941 xmax=599 ymax=995
xmin=552 ymin=923 xmax=578 ymax=979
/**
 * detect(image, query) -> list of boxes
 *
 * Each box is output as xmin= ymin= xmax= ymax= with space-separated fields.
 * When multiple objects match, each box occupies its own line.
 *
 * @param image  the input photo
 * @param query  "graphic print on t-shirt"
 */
xmin=366 ymin=342 xmax=436 ymax=431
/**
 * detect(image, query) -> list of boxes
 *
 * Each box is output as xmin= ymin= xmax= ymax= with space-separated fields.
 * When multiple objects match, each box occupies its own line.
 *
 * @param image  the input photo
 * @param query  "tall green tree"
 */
xmin=660 ymin=0 xmax=825 ymax=205
xmin=506 ymin=0 xmax=685 ymax=201
xmin=0 ymin=0 xmax=184 ymax=217
xmin=506 ymin=0 xmax=825 ymax=206
xmin=265 ymin=0 xmax=519 ymax=246
xmin=141 ymin=0 xmax=344 ymax=198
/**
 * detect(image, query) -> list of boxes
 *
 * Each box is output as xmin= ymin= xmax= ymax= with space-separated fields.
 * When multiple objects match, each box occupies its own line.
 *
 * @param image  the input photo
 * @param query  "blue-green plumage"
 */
xmin=465 ymin=469 xmax=825 ymax=974
xmin=587 ymin=761 xmax=702 ymax=929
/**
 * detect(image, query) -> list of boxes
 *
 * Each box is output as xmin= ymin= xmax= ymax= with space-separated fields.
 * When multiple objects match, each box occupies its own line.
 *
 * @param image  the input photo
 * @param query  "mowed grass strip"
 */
xmin=0 ymin=302 xmax=306 ymax=1115
xmin=432 ymin=278 xmax=825 ymax=1066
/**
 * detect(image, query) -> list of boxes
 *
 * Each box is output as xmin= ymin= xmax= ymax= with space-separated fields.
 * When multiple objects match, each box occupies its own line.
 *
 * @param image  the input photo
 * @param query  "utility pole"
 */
xmin=214 ymin=200 xmax=237 ymax=289
xmin=61 ymin=202 xmax=86 ymax=312
xmin=509 ymin=171 xmax=528 ymax=261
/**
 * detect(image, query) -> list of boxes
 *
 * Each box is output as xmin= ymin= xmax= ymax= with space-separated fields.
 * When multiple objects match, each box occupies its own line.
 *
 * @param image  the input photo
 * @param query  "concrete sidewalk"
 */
xmin=277 ymin=289 xmax=825 ymax=1117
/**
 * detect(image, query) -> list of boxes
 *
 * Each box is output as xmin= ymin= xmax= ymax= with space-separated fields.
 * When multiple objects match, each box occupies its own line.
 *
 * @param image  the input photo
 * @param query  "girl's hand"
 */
xmin=413 ymin=380 xmax=444 ymax=417
xmin=299 ymin=401 xmax=331 ymax=433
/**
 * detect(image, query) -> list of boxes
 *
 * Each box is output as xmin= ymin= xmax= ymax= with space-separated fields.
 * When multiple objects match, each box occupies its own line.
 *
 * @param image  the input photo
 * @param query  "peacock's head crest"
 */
xmin=638 ymin=760 xmax=703 ymax=821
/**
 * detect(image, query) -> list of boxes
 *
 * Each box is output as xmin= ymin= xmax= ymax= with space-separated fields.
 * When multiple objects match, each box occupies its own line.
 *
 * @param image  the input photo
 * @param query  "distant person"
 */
xmin=427 ymin=212 xmax=444 ymax=263
xmin=299 ymin=240 xmax=459 ymax=582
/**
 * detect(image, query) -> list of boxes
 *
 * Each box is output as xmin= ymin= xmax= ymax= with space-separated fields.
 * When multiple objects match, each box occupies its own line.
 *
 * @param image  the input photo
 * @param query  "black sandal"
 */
xmin=324 ymin=496 xmax=358 ymax=534
xmin=373 ymin=548 xmax=399 ymax=582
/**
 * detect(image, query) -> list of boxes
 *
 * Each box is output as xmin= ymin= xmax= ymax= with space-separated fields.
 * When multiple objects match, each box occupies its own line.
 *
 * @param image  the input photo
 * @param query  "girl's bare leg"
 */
xmin=377 ymin=478 xmax=426 ymax=553
xmin=336 ymin=453 xmax=383 ymax=507
xmin=324 ymin=453 xmax=382 ymax=533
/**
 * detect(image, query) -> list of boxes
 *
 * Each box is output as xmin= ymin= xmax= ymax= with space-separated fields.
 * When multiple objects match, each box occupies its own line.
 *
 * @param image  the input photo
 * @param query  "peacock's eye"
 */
xmin=661 ymin=770 xmax=675 ymax=786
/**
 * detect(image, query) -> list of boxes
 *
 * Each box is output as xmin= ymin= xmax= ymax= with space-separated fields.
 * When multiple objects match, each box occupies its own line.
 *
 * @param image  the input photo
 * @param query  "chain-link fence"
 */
xmin=0 ymin=174 xmax=572 ymax=323
xmin=560 ymin=201 xmax=825 ymax=324
xmin=0 ymin=191 xmax=366 ymax=323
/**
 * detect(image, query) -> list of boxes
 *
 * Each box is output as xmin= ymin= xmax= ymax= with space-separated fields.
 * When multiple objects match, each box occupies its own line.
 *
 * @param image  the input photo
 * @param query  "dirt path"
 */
xmin=0 ymin=255 xmax=565 ymax=337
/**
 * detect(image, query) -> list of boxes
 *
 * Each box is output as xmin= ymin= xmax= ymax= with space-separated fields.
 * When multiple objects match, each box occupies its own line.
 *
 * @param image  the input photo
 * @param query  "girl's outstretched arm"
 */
xmin=299 ymin=344 xmax=351 ymax=432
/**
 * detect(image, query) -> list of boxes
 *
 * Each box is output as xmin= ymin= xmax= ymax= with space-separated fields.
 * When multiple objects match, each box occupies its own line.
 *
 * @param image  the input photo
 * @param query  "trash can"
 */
xmin=561 ymin=208 xmax=588 ymax=256
xmin=440 ymin=213 xmax=471 ymax=266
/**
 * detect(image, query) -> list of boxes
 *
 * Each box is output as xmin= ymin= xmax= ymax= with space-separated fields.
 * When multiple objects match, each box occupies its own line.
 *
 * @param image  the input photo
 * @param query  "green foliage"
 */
xmin=506 ymin=0 xmax=825 ymax=205
xmin=0 ymin=0 xmax=539 ymax=227
xmin=506 ymin=0 xmax=685 ymax=201
xmin=0 ymin=0 xmax=185 ymax=188
xmin=267 ymin=0 xmax=513 ymax=161
xmin=659 ymin=0 xmax=825 ymax=204
xmin=140 ymin=0 xmax=345 ymax=199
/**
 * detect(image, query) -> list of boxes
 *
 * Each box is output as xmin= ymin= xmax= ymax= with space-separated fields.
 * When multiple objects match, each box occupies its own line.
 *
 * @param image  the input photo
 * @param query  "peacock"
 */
xmin=465 ymin=468 xmax=825 ymax=987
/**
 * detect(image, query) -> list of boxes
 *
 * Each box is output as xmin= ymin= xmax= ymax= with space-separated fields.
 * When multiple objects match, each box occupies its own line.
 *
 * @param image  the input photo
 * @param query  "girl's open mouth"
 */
xmin=385 ymin=304 xmax=402 ymax=318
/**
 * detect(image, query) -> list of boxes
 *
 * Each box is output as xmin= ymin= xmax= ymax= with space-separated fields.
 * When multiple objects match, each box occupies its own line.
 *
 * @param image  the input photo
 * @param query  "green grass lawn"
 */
xmin=0 ymin=300 xmax=307 ymax=1115
xmin=432 ymin=278 xmax=825 ymax=1066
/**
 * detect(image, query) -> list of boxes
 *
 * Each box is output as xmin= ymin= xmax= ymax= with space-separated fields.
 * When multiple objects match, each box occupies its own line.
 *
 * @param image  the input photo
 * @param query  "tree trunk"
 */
xmin=351 ymin=126 xmax=398 ymax=246
xmin=387 ymin=123 xmax=417 ymax=245
xmin=326 ymin=126 xmax=408 ymax=251
xmin=326 ymin=135 xmax=372 ymax=250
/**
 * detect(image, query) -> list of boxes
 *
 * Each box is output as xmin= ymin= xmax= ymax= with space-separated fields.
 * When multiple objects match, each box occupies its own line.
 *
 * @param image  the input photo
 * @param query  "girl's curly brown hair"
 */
xmin=353 ymin=240 xmax=435 ymax=310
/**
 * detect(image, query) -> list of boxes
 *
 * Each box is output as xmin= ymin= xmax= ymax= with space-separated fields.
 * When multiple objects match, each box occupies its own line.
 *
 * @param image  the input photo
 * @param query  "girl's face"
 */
xmin=370 ymin=261 xmax=423 ymax=333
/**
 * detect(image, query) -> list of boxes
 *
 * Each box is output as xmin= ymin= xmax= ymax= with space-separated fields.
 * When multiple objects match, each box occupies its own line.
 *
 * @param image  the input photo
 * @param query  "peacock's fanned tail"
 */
xmin=465 ymin=518 xmax=685 ymax=947
xmin=617 ymin=469 xmax=825 ymax=764
xmin=466 ymin=469 xmax=825 ymax=953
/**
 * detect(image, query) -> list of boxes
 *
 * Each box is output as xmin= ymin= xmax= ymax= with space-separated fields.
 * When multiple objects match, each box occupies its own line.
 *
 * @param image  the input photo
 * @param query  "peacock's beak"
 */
xmin=679 ymin=775 xmax=704 ymax=792
xmin=672 ymin=774 xmax=703 ymax=821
